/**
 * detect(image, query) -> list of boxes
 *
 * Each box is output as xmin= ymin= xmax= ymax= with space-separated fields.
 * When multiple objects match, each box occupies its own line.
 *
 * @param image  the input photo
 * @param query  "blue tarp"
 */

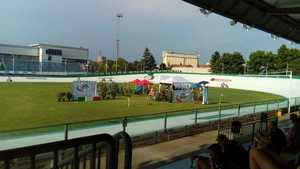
xmin=192 ymin=81 xmax=209 ymax=88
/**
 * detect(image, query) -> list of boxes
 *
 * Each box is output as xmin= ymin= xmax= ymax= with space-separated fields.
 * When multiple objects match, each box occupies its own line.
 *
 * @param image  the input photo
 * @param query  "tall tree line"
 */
xmin=210 ymin=51 xmax=245 ymax=74
xmin=210 ymin=45 xmax=300 ymax=75
xmin=88 ymin=48 xmax=168 ymax=73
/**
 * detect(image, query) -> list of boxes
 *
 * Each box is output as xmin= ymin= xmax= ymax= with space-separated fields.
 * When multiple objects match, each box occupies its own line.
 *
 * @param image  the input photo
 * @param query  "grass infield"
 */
xmin=0 ymin=83 xmax=283 ymax=132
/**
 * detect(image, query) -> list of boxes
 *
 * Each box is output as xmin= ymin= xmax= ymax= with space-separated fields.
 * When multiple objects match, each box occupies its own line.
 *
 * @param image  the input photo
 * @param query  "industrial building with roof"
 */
xmin=0 ymin=43 xmax=89 ymax=73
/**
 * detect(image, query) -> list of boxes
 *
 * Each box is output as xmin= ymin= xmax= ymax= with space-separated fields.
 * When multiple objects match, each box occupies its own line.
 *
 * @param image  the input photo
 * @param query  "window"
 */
xmin=48 ymin=56 xmax=52 ymax=61
xmin=46 ymin=49 xmax=62 ymax=56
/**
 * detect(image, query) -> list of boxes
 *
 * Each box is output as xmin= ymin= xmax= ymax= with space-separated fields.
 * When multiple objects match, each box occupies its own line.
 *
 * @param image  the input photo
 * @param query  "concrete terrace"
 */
xmin=132 ymin=130 xmax=218 ymax=169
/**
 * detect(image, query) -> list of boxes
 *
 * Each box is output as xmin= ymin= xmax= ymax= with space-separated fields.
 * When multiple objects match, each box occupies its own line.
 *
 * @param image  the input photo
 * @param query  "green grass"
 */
xmin=0 ymin=83 xmax=283 ymax=132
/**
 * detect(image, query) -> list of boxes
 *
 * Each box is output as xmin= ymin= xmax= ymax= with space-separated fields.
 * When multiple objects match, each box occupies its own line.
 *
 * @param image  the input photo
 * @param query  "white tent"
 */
xmin=159 ymin=76 xmax=191 ymax=84
xmin=150 ymin=75 xmax=171 ymax=84
xmin=154 ymin=76 xmax=191 ymax=92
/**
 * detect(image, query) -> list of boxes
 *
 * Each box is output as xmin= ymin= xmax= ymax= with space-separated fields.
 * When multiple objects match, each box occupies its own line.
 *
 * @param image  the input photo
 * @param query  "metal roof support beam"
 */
xmin=269 ymin=7 xmax=300 ymax=15
xmin=224 ymin=0 xmax=240 ymax=12
xmin=182 ymin=0 xmax=300 ymax=43
xmin=242 ymin=0 xmax=299 ymax=25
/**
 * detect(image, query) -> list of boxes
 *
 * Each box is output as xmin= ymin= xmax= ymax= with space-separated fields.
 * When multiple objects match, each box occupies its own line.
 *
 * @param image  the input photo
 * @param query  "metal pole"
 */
xmin=195 ymin=111 xmax=198 ymax=125
xmin=218 ymin=103 xmax=222 ymax=134
xmin=64 ymin=124 xmax=69 ymax=140
xmin=40 ymin=61 xmax=43 ymax=73
xmin=164 ymin=112 xmax=168 ymax=132
xmin=115 ymin=60 xmax=118 ymax=73
xmin=265 ymin=117 xmax=268 ymax=132
xmin=218 ymin=94 xmax=223 ymax=134
xmin=122 ymin=117 xmax=128 ymax=132
xmin=64 ymin=61 xmax=67 ymax=74
xmin=12 ymin=55 xmax=15 ymax=73
xmin=251 ymin=123 xmax=256 ymax=143
xmin=237 ymin=104 xmax=241 ymax=117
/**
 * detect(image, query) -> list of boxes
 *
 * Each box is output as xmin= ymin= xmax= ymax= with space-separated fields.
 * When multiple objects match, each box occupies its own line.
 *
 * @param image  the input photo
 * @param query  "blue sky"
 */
xmin=0 ymin=0 xmax=298 ymax=64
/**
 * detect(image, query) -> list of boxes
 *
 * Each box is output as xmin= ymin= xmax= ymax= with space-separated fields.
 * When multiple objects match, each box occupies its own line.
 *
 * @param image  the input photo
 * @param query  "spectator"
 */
xmin=191 ymin=155 xmax=213 ymax=169
xmin=216 ymin=134 xmax=249 ymax=169
xmin=191 ymin=144 xmax=222 ymax=169
xmin=286 ymin=114 xmax=300 ymax=153
xmin=193 ymin=135 xmax=249 ymax=169
xmin=250 ymin=121 xmax=298 ymax=169
xmin=250 ymin=148 xmax=296 ymax=169
xmin=254 ymin=121 xmax=286 ymax=154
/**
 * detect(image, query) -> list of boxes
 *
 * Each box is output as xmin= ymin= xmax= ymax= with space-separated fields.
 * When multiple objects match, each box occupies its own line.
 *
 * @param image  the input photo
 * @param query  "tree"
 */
xmin=276 ymin=45 xmax=300 ymax=73
xmin=112 ymin=64 xmax=117 ymax=72
xmin=159 ymin=63 xmax=168 ymax=70
xmin=132 ymin=60 xmax=142 ymax=71
xmin=110 ymin=82 xmax=118 ymax=99
xmin=127 ymin=62 xmax=136 ymax=71
xmin=248 ymin=51 xmax=277 ymax=74
xmin=277 ymin=44 xmax=290 ymax=70
xmin=210 ymin=51 xmax=222 ymax=73
xmin=142 ymin=48 xmax=156 ymax=71
xmin=116 ymin=58 xmax=129 ymax=72
xmin=88 ymin=61 xmax=100 ymax=72
xmin=288 ymin=58 xmax=300 ymax=75
xmin=210 ymin=51 xmax=245 ymax=74
xmin=98 ymin=80 xmax=108 ymax=99
xmin=222 ymin=52 xmax=245 ymax=74
xmin=98 ymin=63 xmax=107 ymax=73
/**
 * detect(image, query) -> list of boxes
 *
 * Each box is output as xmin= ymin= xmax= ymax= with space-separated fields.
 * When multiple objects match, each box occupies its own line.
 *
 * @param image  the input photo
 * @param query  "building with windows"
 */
xmin=162 ymin=51 xmax=199 ymax=68
xmin=0 ymin=43 xmax=89 ymax=73
xmin=161 ymin=50 xmax=211 ymax=73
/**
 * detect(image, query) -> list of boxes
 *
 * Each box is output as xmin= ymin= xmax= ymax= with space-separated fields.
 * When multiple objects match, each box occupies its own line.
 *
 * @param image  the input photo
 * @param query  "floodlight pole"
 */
xmin=116 ymin=13 xmax=123 ymax=73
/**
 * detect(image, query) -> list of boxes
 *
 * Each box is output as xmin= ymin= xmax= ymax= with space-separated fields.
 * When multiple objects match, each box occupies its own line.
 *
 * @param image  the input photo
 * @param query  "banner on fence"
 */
xmin=173 ymin=89 xmax=193 ymax=103
xmin=72 ymin=80 xmax=97 ymax=99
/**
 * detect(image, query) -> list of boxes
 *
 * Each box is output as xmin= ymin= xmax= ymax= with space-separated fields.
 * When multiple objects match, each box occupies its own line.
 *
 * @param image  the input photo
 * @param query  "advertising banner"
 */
xmin=173 ymin=89 xmax=194 ymax=103
xmin=72 ymin=80 xmax=97 ymax=99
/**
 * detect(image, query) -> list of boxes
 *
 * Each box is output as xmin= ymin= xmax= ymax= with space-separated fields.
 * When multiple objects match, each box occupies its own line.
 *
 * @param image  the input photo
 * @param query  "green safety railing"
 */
xmin=0 ymin=96 xmax=298 ymax=142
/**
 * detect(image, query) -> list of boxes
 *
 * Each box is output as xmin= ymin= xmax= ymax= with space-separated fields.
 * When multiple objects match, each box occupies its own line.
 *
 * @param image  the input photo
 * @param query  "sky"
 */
xmin=0 ymin=0 xmax=299 ymax=64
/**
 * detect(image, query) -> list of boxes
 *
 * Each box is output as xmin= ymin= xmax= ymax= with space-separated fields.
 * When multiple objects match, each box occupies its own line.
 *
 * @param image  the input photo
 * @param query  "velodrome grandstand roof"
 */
xmin=182 ymin=0 xmax=300 ymax=44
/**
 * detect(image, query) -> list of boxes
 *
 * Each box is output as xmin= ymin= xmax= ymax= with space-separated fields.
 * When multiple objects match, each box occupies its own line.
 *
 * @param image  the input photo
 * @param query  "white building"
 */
xmin=162 ymin=51 xmax=199 ymax=68
xmin=0 ymin=43 xmax=89 ymax=73
xmin=161 ymin=50 xmax=211 ymax=73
